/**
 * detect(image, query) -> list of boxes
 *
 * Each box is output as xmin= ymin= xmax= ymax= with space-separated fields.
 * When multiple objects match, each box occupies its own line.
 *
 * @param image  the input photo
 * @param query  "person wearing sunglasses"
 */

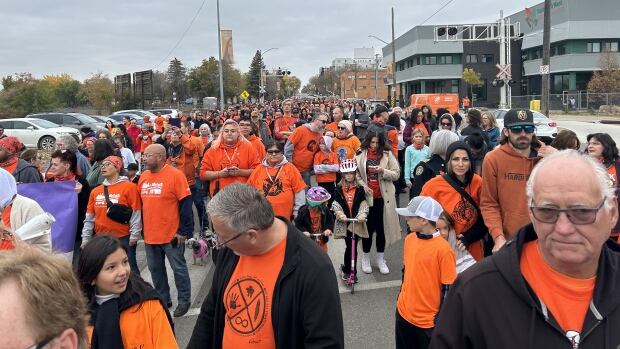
xmin=480 ymin=108 xmax=556 ymax=254
xmin=188 ymin=183 xmax=344 ymax=349
xmin=437 ymin=113 xmax=457 ymax=133
xmin=432 ymin=150 xmax=620 ymax=348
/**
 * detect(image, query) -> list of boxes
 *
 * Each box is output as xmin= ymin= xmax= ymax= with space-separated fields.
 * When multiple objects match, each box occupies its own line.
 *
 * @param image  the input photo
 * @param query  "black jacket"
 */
xmin=431 ymin=224 xmax=620 ymax=349
xmin=332 ymin=186 xmax=366 ymax=219
xmin=187 ymin=219 xmax=344 ymax=349
xmin=294 ymin=204 xmax=335 ymax=244
xmin=410 ymin=154 xmax=445 ymax=197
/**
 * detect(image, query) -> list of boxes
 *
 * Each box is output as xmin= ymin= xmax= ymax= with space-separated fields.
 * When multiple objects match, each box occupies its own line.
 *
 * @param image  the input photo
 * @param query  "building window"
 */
xmin=430 ymin=56 xmax=437 ymax=65
xmin=465 ymin=54 xmax=478 ymax=63
xmin=604 ymin=42 xmax=619 ymax=52
xmin=471 ymin=79 xmax=487 ymax=101
xmin=481 ymin=54 xmax=493 ymax=63
xmin=439 ymin=55 xmax=453 ymax=64
xmin=553 ymin=74 xmax=570 ymax=93
xmin=450 ymin=79 xmax=459 ymax=93
xmin=587 ymin=42 xmax=601 ymax=53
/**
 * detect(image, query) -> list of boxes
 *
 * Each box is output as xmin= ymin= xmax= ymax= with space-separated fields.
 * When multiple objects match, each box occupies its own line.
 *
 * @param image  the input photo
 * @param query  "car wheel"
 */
xmin=38 ymin=136 xmax=56 ymax=150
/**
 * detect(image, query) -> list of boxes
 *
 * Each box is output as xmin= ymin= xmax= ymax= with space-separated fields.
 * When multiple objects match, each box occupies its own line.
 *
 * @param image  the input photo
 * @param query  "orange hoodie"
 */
xmin=87 ymin=299 xmax=178 ymax=349
xmin=166 ymin=135 xmax=197 ymax=186
xmin=480 ymin=143 xmax=541 ymax=240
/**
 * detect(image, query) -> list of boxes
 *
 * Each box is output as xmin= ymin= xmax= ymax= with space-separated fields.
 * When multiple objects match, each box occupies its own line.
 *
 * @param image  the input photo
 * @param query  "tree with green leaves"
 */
xmin=81 ymin=73 xmax=114 ymax=114
xmin=282 ymin=75 xmax=301 ymax=98
xmin=462 ymin=68 xmax=483 ymax=100
xmin=167 ymin=58 xmax=188 ymax=101
xmin=302 ymin=68 xmax=341 ymax=96
xmin=43 ymin=74 xmax=86 ymax=108
xmin=0 ymin=73 xmax=60 ymax=116
xmin=188 ymin=57 xmax=244 ymax=102
xmin=246 ymin=50 xmax=263 ymax=99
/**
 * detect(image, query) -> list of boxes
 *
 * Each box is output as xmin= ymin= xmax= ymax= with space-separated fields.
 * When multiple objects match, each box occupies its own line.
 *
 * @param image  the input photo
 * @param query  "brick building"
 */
xmin=340 ymin=68 xmax=389 ymax=100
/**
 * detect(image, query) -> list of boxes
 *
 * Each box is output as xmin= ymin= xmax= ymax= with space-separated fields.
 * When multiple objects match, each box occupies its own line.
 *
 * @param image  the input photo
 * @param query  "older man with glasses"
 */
xmin=432 ymin=149 xmax=620 ymax=348
xmin=187 ymin=183 xmax=344 ymax=349
xmin=480 ymin=108 xmax=556 ymax=253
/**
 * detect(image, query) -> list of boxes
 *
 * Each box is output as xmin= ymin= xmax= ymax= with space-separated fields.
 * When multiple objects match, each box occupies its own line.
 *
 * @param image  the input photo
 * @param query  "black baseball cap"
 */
xmin=503 ymin=108 xmax=534 ymax=127
xmin=292 ymin=107 xmax=300 ymax=114
xmin=374 ymin=105 xmax=389 ymax=115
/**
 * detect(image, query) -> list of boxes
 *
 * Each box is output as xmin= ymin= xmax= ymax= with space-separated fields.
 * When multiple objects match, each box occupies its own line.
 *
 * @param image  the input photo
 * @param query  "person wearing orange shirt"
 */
xmin=420 ymin=142 xmax=486 ymax=261
xmin=181 ymin=121 xmax=207 ymax=231
xmin=135 ymin=124 xmax=155 ymax=171
xmin=0 ymin=136 xmax=41 ymax=184
xmin=313 ymin=136 xmax=339 ymax=200
xmin=77 ymin=236 xmax=177 ymax=349
xmin=139 ymin=144 xmax=193 ymax=317
xmin=273 ymin=99 xmax=298 ymax=144
xmin=325 ymin=106 xmax=344 ymax=134
xmin=367 ymin=105 xmax=399 ymax=157
xmin=285 ymin=113 xmax=327 ymax=186
xmin=154 ymin=112 xmax=165 ymax=134
xmin=187 ymin=184 xmax=344 ymax=349
xmin=332 ymin=120 xmax=361 ymax=162
xmin=431 ymin=150 xmax=620 ymax=348
xmin=395 ymin=196 xmax=456 ymax=349
xmin=239 ymin=117 xmax=266 ymax=160
xmin=82 ymin=156 xmax=142 ymax=273
xmin=200 ymin=119 xmax=260 ymax=197
xmin=247 ymin=141 xmax=306 ymax=220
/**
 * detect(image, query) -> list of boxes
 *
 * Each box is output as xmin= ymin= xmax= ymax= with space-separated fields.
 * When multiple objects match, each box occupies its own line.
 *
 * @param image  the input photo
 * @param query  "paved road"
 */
xmin=134 ymin=120 xmax=620 ymax=348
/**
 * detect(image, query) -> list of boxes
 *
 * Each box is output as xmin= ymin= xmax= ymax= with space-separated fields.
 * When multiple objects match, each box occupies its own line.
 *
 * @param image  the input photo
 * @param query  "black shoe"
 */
xmin=166 ymin=301 xmax=173 ymax=308
xmin=174 ymin=302 xmax=191 ymax=317
xmin=340 ymin=264 xmax=350 ymax=281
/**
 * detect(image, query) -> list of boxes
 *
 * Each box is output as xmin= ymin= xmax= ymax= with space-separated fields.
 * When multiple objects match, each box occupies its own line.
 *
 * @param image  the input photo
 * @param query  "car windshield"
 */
xmin=29 ymin=119 xmax=61 ymax=128
xmin=72 ymin=113 xmax=99 ymax=124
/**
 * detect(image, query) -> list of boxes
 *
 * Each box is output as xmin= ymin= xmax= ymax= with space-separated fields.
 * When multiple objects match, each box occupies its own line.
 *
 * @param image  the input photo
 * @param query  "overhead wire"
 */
xmin=417 ymin=0 xmax=456 ymax=27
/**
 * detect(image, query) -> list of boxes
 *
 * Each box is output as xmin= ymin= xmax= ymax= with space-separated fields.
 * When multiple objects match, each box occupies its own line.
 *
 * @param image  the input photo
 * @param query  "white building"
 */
xmin=331 ymin=48 xmax=383 ymax=70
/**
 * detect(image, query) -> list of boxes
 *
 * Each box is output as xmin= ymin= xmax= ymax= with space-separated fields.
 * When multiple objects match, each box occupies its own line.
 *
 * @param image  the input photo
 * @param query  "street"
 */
xmin=132 ymin=119 xmax=619 ymax=349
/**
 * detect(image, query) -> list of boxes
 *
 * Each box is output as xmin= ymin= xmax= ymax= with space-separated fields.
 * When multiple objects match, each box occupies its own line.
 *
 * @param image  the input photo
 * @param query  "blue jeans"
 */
xmin=191 ymin=182 xmax=206 ymax=231
xmin=118 ymin=235 xmax=139 ymax=275
xmin=144 ymin=242 xmax=191 ymax=305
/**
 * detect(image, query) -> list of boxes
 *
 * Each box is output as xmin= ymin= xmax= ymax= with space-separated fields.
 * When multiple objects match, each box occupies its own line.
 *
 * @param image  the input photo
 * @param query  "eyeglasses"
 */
xmin=441 ymin=122 xmax=452 ymax=127
xmin=317 ymin=119 xmax=328 ymax=124
xmin=267 ymin=150 xmax=281 ymax=155
xmin=25 ymin=336 xmax=54 ymax=349
xmin=337 ymin=126 xmax=347 ymax=130
xmin=509 ymin=125 xmax=535 ymax=134
xmin=213 ymin=230 xmax=252 ymax=249
xmin=529 ymin=197 xmax=607 ymax=225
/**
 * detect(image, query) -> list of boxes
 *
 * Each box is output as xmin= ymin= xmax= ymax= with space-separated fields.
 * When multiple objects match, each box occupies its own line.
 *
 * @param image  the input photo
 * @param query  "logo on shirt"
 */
xmin=306 ymin=140 xmax=318 ymax=152
xmin=225 ymin=277 xmax=267 ymax=335
xmin=565 ymin=330 xmax=580 ymax=348
xmin=140 ymin=182 xmax=163 ymax=196
xmin=263 ymin=177 xmax=283 ymax=197
xmin=452 ymin=197 xmax=477 ymax=230
xmin=95 ymin=192 xmax=120 ymax=207
xmin=336 ymin=147 xmax=347 ymax=162
xmin=504 ymin=172 xmax=530 ymax=181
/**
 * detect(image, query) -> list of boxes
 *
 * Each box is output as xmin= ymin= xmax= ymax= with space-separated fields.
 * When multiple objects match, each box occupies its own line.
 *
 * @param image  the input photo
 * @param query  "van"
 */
xmin=409 ymin=93 xmax=460 ymax=114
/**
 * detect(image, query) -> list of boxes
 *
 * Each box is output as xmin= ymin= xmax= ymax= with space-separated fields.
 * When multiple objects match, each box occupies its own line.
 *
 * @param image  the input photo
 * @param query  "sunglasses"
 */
xmin=267 ymin=150 xmax=282 ymax=155
xmin=317 ymin=119 xmax=328 ymax=124
xmin=441 ymin=122 xmax=452 ymax=127
xmin=337 ymin=126 xmax=347 ymax=130
xmin=529 ymin=197 xmax=606 ymax=225
xmin=509 ymin=125 xmax=535 ymax=134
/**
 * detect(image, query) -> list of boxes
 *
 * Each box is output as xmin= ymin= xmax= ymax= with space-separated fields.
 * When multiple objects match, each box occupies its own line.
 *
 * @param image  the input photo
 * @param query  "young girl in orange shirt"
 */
xmin=294 ymin=187 xmax=335 ymax=252
xmin=313 ymin=136 xmax=340 ymax=201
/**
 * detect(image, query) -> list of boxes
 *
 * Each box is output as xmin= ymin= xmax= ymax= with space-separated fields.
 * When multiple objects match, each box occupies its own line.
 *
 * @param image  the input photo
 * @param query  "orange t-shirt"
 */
xmin=413 ymin=123 xmax=429 ymax=137
xmin=2 ymin=206 xmax=11 ymax=229
xmin=387 ymin=129 xmax=399 ymax=157
xmin=86 ymin=181 xmax=142 ymax=238
xmin=187 ymin=135 xmax=205 ymax=168
xmin=247 ymin=163 xmax=306 ymax=219
xmin=139 ymin=165 xmax=191 ymax=244
xmin=288 ymin=126 xmax=322 ymax=172
xmin=223 ymin=236 xmax=287 ymax=349
xmin=87 ymin=299 xmax=177 ymax=349
xmin=309 ymin=208 xmax=328 ymax=252
xmin=247 ymin=135 xmax=267 ymax=160
xmin=2 ymin=161 xmax=18 ymax=176
xmin=608 ymin=165 xmax=617 ymax=187
xmin=332 ymin=135 xmax=361 ymax=161
xmin=397 ymin=233 xmax=456 ymax=328
xmin=521 ymin=241 xmax=595 ymax=334
xmin=420 ymin=174 xmax=484 ymax=260
xmin=314 ymin=151 xmax=339 ymax=183
xmin=325 ymin=122 xmax=339 ymax=134
xmin=136 ymin=133 xmax=154 ymax=153
xmin=154 ymin=116 xmax=165 ymax=133
xmin=273 ymin=116 xmax=297 ymax=141
xmin=200 ymin=140 xmax=260 ymax=196
xmin=342 ymin=185 xmax=356 ymax=214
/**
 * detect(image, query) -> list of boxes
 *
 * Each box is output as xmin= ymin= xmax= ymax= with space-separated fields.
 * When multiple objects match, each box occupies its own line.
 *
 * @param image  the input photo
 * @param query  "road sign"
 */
xmin=496 ymin=64 xmax=512 ymax=79
xmin=259 ymin=86 xmax=266 ymax=94
xmin=240 ymin=90 xmax=250 ymax=100
xmin=539 ymin=65 xmax=550 ymax=75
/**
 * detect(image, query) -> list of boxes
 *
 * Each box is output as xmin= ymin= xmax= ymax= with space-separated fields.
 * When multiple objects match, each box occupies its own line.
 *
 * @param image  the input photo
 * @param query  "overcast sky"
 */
xmin=0 ymin=0 xmax=541 ymax=87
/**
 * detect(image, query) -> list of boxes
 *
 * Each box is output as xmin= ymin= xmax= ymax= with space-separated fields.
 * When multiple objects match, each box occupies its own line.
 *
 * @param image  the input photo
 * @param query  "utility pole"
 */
xmin=216 ymin=0 xmax=225 ymax=112
xmin=541 ymin=0 xmax=551 ymax=116
xmin=391 ymin=7 xmax=398 ymax=107
xmin=374 ymin=53 xmax=379 ymax=99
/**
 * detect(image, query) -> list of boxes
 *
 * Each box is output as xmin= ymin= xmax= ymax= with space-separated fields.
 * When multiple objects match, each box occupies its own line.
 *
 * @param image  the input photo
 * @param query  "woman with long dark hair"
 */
xmin=77 ymin=235 xmax=177 ymax=349
xmin=355 ymin=132 xmax=401 ymax=275
xmin=86 ymin=139 xmax=116 ymax=188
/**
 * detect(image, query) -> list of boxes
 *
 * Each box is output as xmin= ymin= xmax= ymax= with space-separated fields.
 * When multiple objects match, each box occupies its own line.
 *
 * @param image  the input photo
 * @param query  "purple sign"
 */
xmin=17 ymin=181 xmax=78 ymax=253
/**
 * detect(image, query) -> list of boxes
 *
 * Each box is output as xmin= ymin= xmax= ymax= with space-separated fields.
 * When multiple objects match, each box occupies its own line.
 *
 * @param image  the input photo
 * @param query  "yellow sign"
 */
xmin=240 ymin=90 xmax=250 ymax=100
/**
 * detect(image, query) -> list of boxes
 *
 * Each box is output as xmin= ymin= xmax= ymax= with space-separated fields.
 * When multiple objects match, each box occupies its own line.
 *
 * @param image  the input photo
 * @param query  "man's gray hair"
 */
xmin=526 ymin=149 xmax=616 ymax=210
xmin=57 ymin=134 xmax=79 ymax=151
xmin=312 ymin=112 xmax=328 ymax=121
xmin=207 ymin=183 xmax=275 ymax=234
xmin=429 ymin=130 xmax=459 ymax=157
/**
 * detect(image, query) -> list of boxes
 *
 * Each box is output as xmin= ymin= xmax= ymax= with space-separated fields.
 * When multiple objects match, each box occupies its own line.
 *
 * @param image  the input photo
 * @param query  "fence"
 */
xmin=511 ymin=92 xmax=620 ymax=112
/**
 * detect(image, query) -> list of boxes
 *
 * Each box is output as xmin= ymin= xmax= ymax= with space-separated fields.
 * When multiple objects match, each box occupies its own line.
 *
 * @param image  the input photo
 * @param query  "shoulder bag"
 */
xmin=103 ymin=185 xmax=133 ymax=224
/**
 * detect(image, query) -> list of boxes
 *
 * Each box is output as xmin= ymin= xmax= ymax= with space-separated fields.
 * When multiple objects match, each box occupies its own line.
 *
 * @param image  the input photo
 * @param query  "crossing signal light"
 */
xmin=437 ymin=27 xmax=458 ymax=36
xmin=492 ymin=79 xmax=505 ymax=87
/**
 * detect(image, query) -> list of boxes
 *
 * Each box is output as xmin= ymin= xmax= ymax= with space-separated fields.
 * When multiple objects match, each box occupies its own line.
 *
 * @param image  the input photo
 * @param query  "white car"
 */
xmin=494 ymin=109 xmax=558 ymax=144
xmin=149 ymin=108 xmax=179 ymax=118
xmin=113 ymin=109 xmax=157 ymax=120
xmin=0 ymin=118 xmax=81 ymax=150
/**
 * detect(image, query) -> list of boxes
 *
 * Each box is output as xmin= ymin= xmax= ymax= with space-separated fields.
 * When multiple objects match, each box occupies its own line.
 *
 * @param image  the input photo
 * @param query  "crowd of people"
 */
xmin=0 ymin=98 xmax=619 ymax=348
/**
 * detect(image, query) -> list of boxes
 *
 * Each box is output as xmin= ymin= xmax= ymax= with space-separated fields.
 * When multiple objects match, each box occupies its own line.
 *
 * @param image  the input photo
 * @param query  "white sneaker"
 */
xmin=361 ymin=253 xmax=372 ymax=274
xmin=376 ymin=256 xmax=390 ymax=275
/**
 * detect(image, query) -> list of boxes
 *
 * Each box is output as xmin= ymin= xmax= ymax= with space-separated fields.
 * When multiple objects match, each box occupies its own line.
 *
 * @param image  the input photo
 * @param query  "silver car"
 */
xmin=494 ymin=109 xmax=558 ymax=144
xmin=0 ymin=118 xmax=81 ymax=150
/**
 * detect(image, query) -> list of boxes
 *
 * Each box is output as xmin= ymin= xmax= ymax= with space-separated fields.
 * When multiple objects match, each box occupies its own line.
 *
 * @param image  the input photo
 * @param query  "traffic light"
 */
xmin=437 ymin=26 xmax=458 ymax=37
xmin=492 ymin=79 xmax=505 ymax=87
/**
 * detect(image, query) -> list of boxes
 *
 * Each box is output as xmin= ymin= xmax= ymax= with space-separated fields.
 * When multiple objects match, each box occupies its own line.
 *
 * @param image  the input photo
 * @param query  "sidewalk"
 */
xmin=549 ymin=112 xmax=620 ymax=123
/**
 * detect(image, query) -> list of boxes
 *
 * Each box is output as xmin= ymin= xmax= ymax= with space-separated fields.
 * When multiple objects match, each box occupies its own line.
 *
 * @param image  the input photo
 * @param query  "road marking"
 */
xmin=338 ymin=279 xmax=401 ymax=294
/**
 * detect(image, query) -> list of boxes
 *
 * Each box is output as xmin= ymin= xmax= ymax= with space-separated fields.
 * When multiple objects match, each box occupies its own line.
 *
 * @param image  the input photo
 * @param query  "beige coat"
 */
xmin=355 ymin=150 xmax=402 ymax=248
xmin=332 ymin=199 xmax=370 ymax=239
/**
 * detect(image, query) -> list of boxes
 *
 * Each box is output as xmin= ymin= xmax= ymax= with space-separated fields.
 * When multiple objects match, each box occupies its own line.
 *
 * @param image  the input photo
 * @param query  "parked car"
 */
xmin=494 ymin=109 xmax=558 ymax=144
xmin=149 ymin=108 xmax=179 ymax=118
xmin=0 ymin=118 xmax=81 ymax=150
xmin=26 ymin=112 xmax=105 ymax=131
xmin=107 ymin=113 xmax=143 ymax=125
xmin=90 ymin=115 xmax=122 ymax=126
xmin=113 ymin=109 xmax=157 ymax=120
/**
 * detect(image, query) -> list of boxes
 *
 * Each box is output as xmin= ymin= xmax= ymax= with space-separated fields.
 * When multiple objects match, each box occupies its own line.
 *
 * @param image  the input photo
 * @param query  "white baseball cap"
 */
xmin=396 ymin=196 xmax=443 ymax=222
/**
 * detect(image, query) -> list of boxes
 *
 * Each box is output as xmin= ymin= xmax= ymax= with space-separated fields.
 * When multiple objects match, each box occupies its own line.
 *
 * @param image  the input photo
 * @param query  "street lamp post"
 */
xmin=259 ymin=47 xmax=278 ymax=103
xmin=216 ymin=0 xmax=225 ymax=112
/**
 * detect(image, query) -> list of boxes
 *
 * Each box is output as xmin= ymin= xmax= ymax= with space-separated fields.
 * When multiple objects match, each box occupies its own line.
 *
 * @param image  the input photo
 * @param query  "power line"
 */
xmin=417 ymin=0 xmax=455 ymax=27
xmin=153 ymin=0 xmax=208 ymax=70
